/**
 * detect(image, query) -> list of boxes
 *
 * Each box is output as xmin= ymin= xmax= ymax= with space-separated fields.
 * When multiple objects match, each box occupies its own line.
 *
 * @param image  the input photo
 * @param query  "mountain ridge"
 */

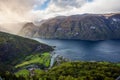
xmin=19 ymin=13 xmax=120 ymax=40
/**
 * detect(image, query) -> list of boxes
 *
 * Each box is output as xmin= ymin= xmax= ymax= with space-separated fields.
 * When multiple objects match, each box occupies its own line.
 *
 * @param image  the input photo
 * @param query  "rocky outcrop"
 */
xmin=19 ymin=13 xmax=120 ymax=40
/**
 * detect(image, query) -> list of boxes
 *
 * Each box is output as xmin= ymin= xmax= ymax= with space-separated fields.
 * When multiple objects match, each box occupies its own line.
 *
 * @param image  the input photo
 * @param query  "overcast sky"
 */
xmin=0 ymin=0 xmax=120 ymax=23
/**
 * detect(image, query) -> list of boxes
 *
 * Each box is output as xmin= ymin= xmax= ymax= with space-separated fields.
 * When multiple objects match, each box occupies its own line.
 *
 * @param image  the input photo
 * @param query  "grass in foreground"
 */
xmin=1 ymin=61 xmax=120 ymax=80
xmin=15 ymin=69 xmax=29 ymax=79
xmin=15 ymin=52 xmax=51 ymax=68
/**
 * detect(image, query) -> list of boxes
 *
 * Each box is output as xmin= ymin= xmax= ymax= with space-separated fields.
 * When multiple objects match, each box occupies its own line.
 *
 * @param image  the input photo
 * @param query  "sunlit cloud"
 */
xmin=0 ymin=0 xmax=120 ymax=33
xmin=0 ymin=0 xmax=120 ymax=23
xmin=32 ymin=0 xmax=120 ymax=20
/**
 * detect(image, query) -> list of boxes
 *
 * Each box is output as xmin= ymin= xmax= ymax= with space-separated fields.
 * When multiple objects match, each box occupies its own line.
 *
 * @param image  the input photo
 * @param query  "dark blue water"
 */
xmin=34 ymin=38 xmax=120 ymax=62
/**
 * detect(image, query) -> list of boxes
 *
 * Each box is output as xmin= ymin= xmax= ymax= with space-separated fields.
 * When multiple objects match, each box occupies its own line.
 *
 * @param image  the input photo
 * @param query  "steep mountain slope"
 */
xmin=19 ymin=22 xmax=39 ymax=37
xmin=19 ymin=13 xmax=120 ymax=40
xmin=0 ymin=31 xmax=53 ymax=72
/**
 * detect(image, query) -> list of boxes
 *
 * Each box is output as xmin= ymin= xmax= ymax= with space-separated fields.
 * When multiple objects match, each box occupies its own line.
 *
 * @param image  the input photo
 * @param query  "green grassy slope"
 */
xmin=42 ymin=62 xmax=120 ymax=80
xmin=10 ymin=61 xmax=120 ymax=80
xmin=15 ymin=52 xmax=51 ymax=68
xmin=0 ymin=31 xmax=53 ymax=72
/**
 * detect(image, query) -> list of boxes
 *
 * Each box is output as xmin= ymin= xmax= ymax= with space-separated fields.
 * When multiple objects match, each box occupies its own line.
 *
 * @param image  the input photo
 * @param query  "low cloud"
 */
xmin=0 ymin=0 xmax=120 ymax=33
xmin=80 ymin=0 xmax=120 ymax=13
xmin=0 ymin=0 xmax=46 ymax=33
xmin=33 ymin=0 xmax=120 ymax=20
xmin=0 ymin=0 xmax=46 ymax=23
xmin=0 ymin=0 xmax=120 ymax=23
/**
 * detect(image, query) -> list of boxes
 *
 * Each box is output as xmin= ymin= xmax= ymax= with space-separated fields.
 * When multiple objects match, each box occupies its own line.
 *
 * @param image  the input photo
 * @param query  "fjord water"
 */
xmin=34 ymin=38 xmax=120 ymax=62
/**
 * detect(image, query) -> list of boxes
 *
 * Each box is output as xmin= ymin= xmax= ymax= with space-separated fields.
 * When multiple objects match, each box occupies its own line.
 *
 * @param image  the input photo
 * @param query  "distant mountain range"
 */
xmin=0 ymin=31 xmax=53 ymax=72
xmin=19 ymin=13 xmax=120 ymax=40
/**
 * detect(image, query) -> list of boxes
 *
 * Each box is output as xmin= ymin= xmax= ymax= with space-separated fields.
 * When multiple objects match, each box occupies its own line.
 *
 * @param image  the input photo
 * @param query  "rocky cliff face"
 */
xmin=19 ymin=13 xmax=120 ymax=40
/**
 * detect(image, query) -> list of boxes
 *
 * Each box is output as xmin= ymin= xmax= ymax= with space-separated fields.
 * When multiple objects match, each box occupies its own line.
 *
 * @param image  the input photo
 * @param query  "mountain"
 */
xmin=19 ymin=13 xmax=120 ymax=40
xmin=0 ymin=31 xmax=53 ymax=72
xmin=19 ymin=22 xmax=39 ymax=37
